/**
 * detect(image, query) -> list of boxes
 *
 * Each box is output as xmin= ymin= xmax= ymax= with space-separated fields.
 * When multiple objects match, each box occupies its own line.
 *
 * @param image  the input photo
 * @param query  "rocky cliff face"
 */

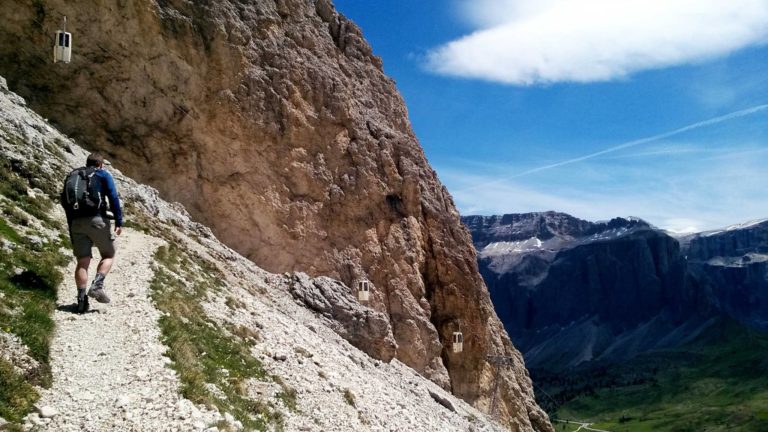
xmin=0 ymin=77 xmax=516 ymax=431
xmin=463 ymin=212 xmax=709 ymax=370
xmin=0 ymin=1 xmax=550 ymax=429
xmin=682 ymin=220 xmax=768 ymax=331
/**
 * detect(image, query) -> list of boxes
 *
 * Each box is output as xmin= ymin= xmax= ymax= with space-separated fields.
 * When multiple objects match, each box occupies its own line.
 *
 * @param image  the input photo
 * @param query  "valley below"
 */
xmin=544 ymin=318 xmax=768 ymax=431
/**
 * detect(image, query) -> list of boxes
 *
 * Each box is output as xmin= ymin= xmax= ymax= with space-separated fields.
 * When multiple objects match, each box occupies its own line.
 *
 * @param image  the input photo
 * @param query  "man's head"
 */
xmin=86 ymin=152 xmax=104 ymax=168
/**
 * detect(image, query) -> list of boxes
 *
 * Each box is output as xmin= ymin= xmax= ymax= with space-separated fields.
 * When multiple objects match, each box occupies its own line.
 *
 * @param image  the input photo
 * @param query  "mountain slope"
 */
xmin=464 ymin=211 xmax=768 ymax=430
xmin=463 ymin=212 xmax=706 ymax=370
xmin=0 ymin=76 xmax=512 ymax=431
xmin=0 ymin=1 xmax=549 ymax=427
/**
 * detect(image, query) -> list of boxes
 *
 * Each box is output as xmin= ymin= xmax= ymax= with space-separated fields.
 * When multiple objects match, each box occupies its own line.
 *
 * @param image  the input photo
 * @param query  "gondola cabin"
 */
xmin=54 ymin=19 xmax=72 ymax=63
xmin=357 ymin=280 xmax=370 ymax=302
xmin=452 ymin=331 xmax=464 ymax=353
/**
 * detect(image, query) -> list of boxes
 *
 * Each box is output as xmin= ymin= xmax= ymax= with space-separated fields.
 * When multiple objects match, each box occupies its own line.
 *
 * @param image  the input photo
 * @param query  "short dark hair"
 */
xmin=86 ymin=152 xmax=104 ymax=167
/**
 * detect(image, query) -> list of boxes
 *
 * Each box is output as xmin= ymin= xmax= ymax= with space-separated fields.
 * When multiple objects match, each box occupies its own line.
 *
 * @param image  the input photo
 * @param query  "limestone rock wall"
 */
xmin=0 ymin=0 xmax=550 ymax=429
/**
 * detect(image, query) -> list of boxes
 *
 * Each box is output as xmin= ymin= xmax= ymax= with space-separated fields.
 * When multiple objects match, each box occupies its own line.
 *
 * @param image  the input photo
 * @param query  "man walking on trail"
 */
xmin=61 ymin=152 xmax=123 ymax=313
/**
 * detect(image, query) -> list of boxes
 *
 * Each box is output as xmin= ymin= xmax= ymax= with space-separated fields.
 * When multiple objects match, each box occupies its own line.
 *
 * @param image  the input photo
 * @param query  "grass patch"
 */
xmin=0 ymin=155 xmax=59 ymax=230
xmin=546 ymin=319 xmax=768 ymax=432
xmin=342 ymin=388 xmax=356 ymax=407
xmin=151 ymin=244 xmax=286 ymax=431
xmin=0 ymin=226 xmax=66 ymax=387
xmin=225 ymin=295 xmax=246 ymax=310
xmin=229 ymin=324 xmax=260 ymax=346
xmin=121 ymin=201 xmax=152 ymax=235
xmin=272 ymin=376 xmax=298 ymax=412
xmin=0 ymin=358 xmax=39 ymax=423
xmin=0 ymin=216 xmax=22 ymax=243
xmin=0 ymin=150 xmax=69 ymax=427
xmin=0 ymin=159 xmax=29 ymax=200
xmin=18 ymin=194 xmax=57 ymax=229
xmin=2 ymin=205 xmax=30 ymax=228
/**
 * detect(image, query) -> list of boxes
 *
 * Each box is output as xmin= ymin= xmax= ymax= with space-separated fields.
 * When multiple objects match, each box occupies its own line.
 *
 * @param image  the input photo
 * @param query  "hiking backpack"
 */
xmin=61 ymin=167 xmax=102 ymax=217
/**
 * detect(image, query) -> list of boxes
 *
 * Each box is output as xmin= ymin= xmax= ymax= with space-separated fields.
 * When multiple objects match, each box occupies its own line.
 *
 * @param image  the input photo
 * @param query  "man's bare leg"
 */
xmin=75 ymin=257 xmax=91 ymax=289
xmin=95 ymin=257 xmax=114 ymax=276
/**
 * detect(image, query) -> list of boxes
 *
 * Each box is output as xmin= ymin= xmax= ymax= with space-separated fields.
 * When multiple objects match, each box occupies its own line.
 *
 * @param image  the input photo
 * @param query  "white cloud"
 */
xmin=429 ymin=0 xmax=768 ymax=85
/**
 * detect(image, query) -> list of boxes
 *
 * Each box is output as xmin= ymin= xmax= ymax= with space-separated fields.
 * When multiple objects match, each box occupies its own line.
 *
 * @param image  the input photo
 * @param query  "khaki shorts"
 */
xmin=70 ymin=215 xmax=116 ymax=259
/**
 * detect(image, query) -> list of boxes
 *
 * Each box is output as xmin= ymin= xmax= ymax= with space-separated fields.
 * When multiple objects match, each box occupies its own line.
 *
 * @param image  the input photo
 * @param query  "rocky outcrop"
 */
xmin=288 ymin=272 xmax=397 ymax=361
xmin=0 ymin=331 xmax=42 ymax=382
xmin=0 ymin=2 xmax=550 ymax=429
xmin=463 ymin=212 xmax=707 ymax=370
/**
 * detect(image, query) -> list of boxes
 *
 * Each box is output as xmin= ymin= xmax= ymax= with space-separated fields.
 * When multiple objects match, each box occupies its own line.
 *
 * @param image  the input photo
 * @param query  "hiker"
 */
xmin=61 ymin=152 xmax=123 ymax=313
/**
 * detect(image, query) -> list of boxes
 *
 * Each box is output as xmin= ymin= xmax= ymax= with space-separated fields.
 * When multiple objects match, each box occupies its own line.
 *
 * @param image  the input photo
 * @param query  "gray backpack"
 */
xmin=61 ymin=167 xmax=102 ymax=217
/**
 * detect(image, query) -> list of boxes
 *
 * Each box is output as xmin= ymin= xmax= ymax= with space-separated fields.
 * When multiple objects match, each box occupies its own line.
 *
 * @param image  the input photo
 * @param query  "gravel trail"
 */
xmin=25 ymin=230 xmax=215 ymax=431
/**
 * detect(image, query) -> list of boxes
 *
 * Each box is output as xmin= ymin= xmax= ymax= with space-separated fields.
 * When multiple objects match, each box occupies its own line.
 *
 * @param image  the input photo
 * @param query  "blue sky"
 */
xmin=334 ymin=0 xmax=768 ymax=232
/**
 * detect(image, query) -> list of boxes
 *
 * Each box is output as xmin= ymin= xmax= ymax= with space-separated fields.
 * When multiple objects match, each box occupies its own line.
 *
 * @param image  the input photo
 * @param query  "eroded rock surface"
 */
xmin=287 ymin=272 xmax=397 ymax=362
xmin=0 ymin=1 xmax=550 ymax=429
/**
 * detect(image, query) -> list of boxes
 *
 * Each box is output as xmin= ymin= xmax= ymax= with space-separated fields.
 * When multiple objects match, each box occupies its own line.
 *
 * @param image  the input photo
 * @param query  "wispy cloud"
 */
xmin=442 ymin=143 xmax=768 ymax=232
xmin=454 ymin=104 xmax=768 ymax=193
xmin=428 ymin=0 xmax=768 ymax=85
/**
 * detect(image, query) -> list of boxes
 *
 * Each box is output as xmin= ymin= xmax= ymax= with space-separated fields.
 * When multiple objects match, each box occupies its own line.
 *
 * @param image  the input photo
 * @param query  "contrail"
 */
xmin=456 ymin=104 xmax=768 ymax=192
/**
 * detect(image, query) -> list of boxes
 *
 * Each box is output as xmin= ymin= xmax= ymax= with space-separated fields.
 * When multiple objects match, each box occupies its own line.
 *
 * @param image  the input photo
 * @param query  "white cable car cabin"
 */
xmin=54 ymin=18 xmax=72 ymax=63
xmin=357 ymin=280 xmax=370 ymax=302
xmin=452 ymin=331 xmax=464 ymax=353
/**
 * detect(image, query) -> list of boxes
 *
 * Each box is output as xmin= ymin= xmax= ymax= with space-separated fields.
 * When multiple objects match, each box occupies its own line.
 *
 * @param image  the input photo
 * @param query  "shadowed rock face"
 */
xmin=682 ymin=220 xmax=768 ymax=331
xmin=0 ymin=1 xmax=551 ymax=429
xmin=463 ymin=213 xmax=705 ymax=370
xmin=465 ymin=213 xmax=768 ymax=371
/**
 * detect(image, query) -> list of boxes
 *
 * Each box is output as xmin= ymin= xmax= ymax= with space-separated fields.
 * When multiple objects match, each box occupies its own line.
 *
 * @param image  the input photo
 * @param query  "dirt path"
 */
xmin=25 ymin=230 xmax=216 ymax=431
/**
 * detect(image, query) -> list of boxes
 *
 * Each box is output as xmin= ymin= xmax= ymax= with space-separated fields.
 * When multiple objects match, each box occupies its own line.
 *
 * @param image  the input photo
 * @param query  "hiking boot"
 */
xmin=87 ymin=274 xmax=111 ymax=304
xmin=77 ymin=288 xmax=89 ymax=314
xmin=88 ymin=287 xmax=110 ymax=303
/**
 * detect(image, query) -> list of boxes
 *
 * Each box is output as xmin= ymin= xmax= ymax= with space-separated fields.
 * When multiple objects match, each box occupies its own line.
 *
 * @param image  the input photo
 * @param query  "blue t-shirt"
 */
xmin=93 ymin=169 xmax=123 ymax=227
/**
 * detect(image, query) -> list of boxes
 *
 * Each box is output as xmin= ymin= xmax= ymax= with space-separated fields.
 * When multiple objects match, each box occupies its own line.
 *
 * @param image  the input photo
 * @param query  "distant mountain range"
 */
xmin=462 ymin=212 xmax=768 ymax=371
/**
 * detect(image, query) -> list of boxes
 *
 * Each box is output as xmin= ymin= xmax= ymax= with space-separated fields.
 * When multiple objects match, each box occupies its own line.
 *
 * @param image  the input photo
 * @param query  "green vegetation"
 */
xmin=151 ymin=244 xmax=287 ymax=430
xmin=0 ymin=145 xmax=63 ymax=231
xmin=273 ymin=376 xmax=298 ymax=412
xmin=0 ymin=152 xmax=69 ymax=425
xmin=544 ymin=320 xmax=768 ymax=432
xmin=0 ymin=217 xmax=22 ymax=243
xmin=551 ymin=420 xmax=586 ymax=432
xmin=342 ymin=388 xmax=356 ymax=407
xmin=0 ymin=242 xmax=66 ymax=367
xmin=0 ymin=358 xmax=38 ymax=424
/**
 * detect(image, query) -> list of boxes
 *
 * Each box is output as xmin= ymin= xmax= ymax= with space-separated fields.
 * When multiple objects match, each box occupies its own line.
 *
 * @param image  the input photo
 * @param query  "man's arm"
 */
xmin=101 ymin=171 xmax=123 ymax=228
